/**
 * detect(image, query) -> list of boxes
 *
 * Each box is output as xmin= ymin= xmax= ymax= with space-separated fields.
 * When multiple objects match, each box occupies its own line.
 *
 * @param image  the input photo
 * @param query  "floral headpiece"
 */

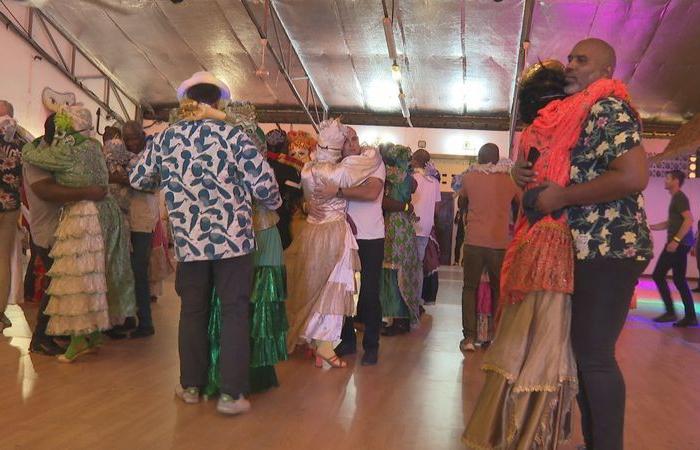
xmin=380 ymin=142 xmax=413 ymax=184
xmin=288 ymin=129 xmax=318 ymax=163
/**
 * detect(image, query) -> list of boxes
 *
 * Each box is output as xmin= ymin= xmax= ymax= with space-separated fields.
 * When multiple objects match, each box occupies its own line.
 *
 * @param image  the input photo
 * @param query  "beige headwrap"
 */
xmin=315 ymin=119 xmax=347 ymax=163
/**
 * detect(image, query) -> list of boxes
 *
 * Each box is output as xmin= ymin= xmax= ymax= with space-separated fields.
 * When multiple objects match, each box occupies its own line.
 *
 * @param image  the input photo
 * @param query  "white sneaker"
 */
xmin=216 ymin=394 xmax=251 ymax=416
xmin=460 ymin=338 xmax=476 ymax=352
xmin=175 ymin=386 xmax=200 ymax=404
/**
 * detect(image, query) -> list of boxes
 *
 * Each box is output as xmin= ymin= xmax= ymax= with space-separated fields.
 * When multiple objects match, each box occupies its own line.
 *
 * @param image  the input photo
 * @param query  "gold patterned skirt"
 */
xmin=284 ymin=219 xmax=359 ymax=352
xmin=463 ymin=291 xmax=577 ymax=449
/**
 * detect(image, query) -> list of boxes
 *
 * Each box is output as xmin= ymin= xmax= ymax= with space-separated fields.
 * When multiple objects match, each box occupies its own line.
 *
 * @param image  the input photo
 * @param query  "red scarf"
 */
xmin=267 ymin=151 xmax=304 ymax=172
xmin=500 ymin=78 xmax=634 ymax=305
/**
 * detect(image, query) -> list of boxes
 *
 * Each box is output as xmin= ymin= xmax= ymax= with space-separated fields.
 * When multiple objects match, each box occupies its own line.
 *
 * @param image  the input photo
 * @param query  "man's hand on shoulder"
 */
xmin=82 ymin=185 xmax=108 ymax=202
xmin=314 ymin=180 xmax=339 ymax=202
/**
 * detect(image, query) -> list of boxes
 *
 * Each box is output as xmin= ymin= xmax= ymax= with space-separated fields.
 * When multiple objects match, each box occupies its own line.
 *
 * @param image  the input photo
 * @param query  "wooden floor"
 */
xmin=2 ymin=267 xmax=699 ymax=450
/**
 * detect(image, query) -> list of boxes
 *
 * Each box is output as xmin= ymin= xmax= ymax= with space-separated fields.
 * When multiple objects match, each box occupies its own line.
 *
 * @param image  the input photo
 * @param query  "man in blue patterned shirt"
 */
xmin=130 ymin=72 xmax=281 ymax=416
xmin=515 ymin=39 xmax=652 ymax=450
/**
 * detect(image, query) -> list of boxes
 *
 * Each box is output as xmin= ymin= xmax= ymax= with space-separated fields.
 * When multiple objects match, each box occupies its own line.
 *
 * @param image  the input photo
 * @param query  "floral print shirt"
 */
xmin=568 ymin=97 xmax=653 ymax=261
xmin=129 ymin=119 xmax=281 ymax=262
xmin=0 ymin=135 xmax=22 ymax=212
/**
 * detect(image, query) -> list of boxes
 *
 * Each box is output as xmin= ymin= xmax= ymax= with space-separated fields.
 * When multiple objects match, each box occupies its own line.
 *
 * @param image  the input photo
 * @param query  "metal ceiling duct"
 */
xmin=20 ymin=0 xmax=699 ymax=132
xmin=528 ymin=0 xmax=700 ymax=124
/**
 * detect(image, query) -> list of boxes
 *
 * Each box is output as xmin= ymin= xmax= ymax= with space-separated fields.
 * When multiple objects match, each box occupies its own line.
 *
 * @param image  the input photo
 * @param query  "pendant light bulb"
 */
xmin=391 ymin=63 xmax=402 ymax=81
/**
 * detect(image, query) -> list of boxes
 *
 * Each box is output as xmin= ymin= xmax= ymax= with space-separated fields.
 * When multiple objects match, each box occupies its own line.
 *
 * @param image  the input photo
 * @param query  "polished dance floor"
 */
xmin=2 ymin=267 xmax=699 ymax=450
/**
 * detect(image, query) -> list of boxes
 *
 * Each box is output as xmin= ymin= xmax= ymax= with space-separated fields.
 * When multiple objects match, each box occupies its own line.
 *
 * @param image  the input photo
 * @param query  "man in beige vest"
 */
xmin=459 ymin=143 xmax=519 ymax=352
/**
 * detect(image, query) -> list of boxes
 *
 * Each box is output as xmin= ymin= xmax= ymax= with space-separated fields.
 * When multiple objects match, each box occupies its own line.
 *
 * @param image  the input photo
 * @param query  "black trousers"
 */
xmin=23 ymin=238 xmax=41 ymax=301
xmin=175 ymin=254 xmax=253 ymax=397
xmin=131 ymin=232 xmax=154 ymax=330
xmin=340 ymin=238 xmax=384 ymax=351
xmin=571 ymin=258 xmax=648 ymax=450
xmin=696 ymin=236 xmax=700 ymax=288
xmin=276 ymin=210 xmax=293 ymax=250
xmin=30 ymin=245 xmax=53 ymax=345
xmin=653 ymin=245 xmax=697 ymax=319
xmin=454 ymin=222 xmax=465 ymax=264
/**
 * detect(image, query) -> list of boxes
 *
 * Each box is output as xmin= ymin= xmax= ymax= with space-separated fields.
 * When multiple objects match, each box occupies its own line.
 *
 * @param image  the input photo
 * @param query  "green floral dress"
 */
xmin=22 ymin=134 xmax=135 ymax=334
xmin=379 ymin=145 xmax=421 ymax=326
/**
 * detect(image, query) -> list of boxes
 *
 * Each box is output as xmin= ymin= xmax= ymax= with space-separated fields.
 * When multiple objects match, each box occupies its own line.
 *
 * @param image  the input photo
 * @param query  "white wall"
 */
xmin=643 ymin=139 xmax=698 ymax=278
xmin=259 ymin=123 xmax=511 ymax=158
xmin=0 ymin=7 xmax=120 ymax=137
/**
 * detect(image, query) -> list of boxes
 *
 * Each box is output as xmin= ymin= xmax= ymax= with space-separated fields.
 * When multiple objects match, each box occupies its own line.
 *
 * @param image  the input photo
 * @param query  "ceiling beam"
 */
xmin=0 ymin=4 xmax=139 ymax=124
xmin=508 ymin=0 xmax=536 ymax=158
xmin=144 ymin=104 xmax=679 ymax=137
xmin=240 ymin=0 xmax=328 ymax=132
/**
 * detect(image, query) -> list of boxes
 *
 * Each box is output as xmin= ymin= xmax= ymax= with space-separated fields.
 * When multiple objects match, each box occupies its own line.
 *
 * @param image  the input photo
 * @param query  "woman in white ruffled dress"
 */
xmin=22 ymin=107 xmax=136 ymax=362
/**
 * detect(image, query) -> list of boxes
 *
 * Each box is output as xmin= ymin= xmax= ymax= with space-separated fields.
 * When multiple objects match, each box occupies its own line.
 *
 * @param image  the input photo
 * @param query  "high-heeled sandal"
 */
xmin=56 ymin=336 xmax=91 ymax=363
xmin=57 ymin=346 xmax=89 ymax=363
xmin=315 ymin=352 xmax=347 ymax=369
xmin=84 ymin=332 xmax=103 ymax=354
xmin=304 ymin=346 xmax=315 ymax=360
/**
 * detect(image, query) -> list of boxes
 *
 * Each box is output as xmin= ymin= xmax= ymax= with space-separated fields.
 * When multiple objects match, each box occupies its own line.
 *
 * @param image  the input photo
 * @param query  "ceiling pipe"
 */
xmin=383 ymin=17 xmax=398 ymax=60
xmin=381 ymin=2 xmax=412 ymax=128
xmin=508 ymin=0 xmax=536 ymax=159
xmin=241 ymin=0 xmax=327 ymax=132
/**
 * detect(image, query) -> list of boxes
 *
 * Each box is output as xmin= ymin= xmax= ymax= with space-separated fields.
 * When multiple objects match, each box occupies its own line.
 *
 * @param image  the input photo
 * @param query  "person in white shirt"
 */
xmin=411 ymin=149 xmax=441 ymax=263
xmin=123 ymin=121 xmax=160 ymax=338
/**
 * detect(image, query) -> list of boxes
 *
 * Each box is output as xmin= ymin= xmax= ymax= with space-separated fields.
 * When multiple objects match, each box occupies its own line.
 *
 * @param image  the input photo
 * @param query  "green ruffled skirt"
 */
xmin=205 ymin=226 xmax=289 ymax=396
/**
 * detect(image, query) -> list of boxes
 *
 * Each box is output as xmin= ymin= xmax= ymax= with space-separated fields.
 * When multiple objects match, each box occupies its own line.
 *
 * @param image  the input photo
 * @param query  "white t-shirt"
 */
xmin=129 ymin=190 xmax=159 ymax=233
xmin=347 ymin=162 xmax=386 ymax=240
xmin=23 ymin=163 xmax=61 ymax=249
xmin=412 ymin=171 xmax=441 ymax=237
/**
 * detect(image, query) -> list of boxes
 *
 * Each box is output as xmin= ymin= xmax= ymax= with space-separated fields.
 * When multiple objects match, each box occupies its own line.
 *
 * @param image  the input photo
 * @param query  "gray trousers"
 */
xmin=461 ymin=244 xmax=505 ymax=339
xmin=175 ymin=254 xmax=253 ymax=397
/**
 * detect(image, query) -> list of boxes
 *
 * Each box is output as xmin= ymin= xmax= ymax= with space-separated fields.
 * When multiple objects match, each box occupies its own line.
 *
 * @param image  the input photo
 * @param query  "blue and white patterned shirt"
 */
xmin=129 ymin=119 xmax=281 ymax=262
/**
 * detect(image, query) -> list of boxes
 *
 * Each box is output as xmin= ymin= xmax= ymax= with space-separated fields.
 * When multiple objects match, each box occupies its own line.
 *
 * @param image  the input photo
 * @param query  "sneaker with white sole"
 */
xmin=175 ymin=386 xmax=200 ymax=404
xmin=460 ymin=338 xmax=476 ymax=352
xmin=216 ymin=394 xmax=251 ymax=416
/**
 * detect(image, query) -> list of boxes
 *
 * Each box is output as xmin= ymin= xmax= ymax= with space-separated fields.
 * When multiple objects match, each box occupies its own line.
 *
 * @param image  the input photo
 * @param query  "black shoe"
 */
xmin=334 ymin=340 xmax=357 ymax=357
xmin=30 ymin=339 xmax=65 ymax=356
xmin=653 ymin=312 xmax=677 ymax=323
xmin=381 ymin=323 xmax=408 ymax=336
xmin=129 ymin=327 xmax=155 ymax=339
xmin=112 ymin=317 xmax=137 ymax=332
xmin=361 ymin=349 xmax=378 ymax=366
xmin=0 ymin=313 xmax=12 ymax=328
xmin=395 ymin=318 xmax=410 ymax=334
xmin=105 ymin=329 xmax=128 ymax=340
xmin=673 ymin=317 xmax=699 ymax=328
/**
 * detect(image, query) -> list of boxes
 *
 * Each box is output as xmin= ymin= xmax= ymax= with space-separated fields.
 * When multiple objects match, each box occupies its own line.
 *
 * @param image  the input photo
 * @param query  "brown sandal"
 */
xmin=315 ymin=353 xmax=347 ymax=369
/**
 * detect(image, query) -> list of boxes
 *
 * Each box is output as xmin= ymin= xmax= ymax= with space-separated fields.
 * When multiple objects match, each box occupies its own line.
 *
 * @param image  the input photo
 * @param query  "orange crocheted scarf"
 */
xmin=500 ymin=78 xmax=633 ymax=305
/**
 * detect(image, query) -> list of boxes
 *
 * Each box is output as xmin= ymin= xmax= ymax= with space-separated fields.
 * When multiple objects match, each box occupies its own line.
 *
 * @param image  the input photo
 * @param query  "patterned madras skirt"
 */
xmin=463 ymin=291 xmax=578 ymax=449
